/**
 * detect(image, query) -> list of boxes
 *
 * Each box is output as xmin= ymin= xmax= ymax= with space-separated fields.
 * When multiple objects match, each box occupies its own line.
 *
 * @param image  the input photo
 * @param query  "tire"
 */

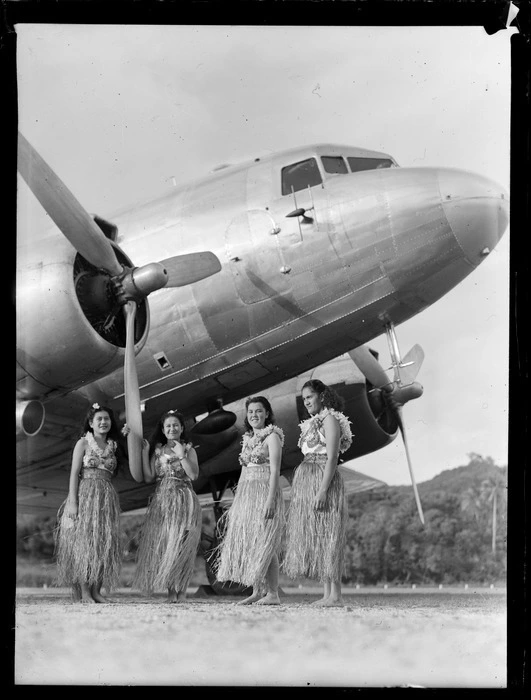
xmin=202 ymin=535 xmax=252 ymax=596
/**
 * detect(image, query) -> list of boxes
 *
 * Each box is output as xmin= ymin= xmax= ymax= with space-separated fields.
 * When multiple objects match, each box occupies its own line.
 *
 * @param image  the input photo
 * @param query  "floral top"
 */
xmin=298 ymin=408 xmax=353 ymax=456
xmin=239 ymin=425 xmax=285 ymax=467
xmin=153 ymin=442 xmax=193 ymax=482
xmin=82 ymin=432 xmax=118 ymax=474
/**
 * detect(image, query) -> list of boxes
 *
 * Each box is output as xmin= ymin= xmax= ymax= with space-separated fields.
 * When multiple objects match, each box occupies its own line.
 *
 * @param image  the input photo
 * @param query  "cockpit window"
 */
xmin=347 ymin=157 xmax=394 ymax=172
xmin=281 ymin=158 xmax=323 ymax=195
xmin=321 ymin=156 xmax=348 ymax=174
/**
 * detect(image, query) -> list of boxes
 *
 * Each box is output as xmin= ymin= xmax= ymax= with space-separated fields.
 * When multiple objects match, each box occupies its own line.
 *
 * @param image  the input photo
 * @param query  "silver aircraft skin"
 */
xmin=16 ymin=142 xmax=509 ymax=515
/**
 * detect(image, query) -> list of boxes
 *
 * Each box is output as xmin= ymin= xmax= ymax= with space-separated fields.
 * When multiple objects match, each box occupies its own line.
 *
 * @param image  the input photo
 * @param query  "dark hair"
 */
xmin=243 ymin=396 xmax=275 ymax=432
xmin=147 ymin=410 xmax=188 ymax=459
xmin=301 ymin=379 xmax=345 ymax=413
xmin=81 ymin=404 xmax=121 ymax=441
xmin=79 ymin=404 xmax=126 ymax=476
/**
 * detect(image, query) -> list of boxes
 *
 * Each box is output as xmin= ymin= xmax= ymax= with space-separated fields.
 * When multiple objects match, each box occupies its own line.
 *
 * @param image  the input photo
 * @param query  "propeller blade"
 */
xmin=396 ymin=407 xmax=425 ymax=525
xmin=348 ymin=346 xmax=393 ymax=390
xmin=123 ymin=301 xmax=144 ymax=482
xmin=17 ymin=132 xmax=123 ymax=276
xmin=159 ymin=252 xmax=222 ymax=287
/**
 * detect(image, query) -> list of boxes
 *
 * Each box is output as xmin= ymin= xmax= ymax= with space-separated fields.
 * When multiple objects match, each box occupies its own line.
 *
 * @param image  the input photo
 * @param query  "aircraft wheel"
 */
xmin=201 ymin=533 xmax=251 ymax=596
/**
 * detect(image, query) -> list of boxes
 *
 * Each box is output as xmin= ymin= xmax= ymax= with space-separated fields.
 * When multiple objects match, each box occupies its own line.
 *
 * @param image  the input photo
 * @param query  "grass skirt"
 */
xmin=215 ymin=471 xmax=285 ymax=589
xmin=133 ymin=477 xmax=201 ymax=593
xmin=282 ymin=454 xmax=346 ymax=583
xmin=54 ymin=470 xmax=122 ymax=590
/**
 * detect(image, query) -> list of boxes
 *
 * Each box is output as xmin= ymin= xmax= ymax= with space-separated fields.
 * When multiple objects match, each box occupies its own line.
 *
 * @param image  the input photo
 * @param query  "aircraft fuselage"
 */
xmin=17 ymin=143 xmax=508 ymax=424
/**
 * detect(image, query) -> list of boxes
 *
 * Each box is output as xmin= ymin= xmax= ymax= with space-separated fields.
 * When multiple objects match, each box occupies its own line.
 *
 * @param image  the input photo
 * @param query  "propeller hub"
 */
xmin=385 ymin=381 xmax=424 ymax=409
xmin=119 ymin=262 xmax=169 ymax=303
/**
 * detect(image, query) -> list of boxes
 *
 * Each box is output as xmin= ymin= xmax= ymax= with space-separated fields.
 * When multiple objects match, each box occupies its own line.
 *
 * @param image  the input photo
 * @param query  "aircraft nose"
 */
xmin=438 ymin=169 xmax=509 ymax=267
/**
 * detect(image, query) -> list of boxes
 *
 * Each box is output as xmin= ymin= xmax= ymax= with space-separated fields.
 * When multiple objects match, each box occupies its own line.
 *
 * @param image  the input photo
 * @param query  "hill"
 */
xmin=344 ymin=453 xmax=507 ymax=584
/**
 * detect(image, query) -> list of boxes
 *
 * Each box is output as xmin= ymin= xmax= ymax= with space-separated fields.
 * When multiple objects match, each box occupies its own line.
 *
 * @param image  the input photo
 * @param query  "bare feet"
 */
xmin=254 ymin=592 xmax=281 ymax=606
xmin=167 ymin=588 xmax=186 ymax=603
xmin=310 ymin=597 xmax=328 ymax=606
xmin=80 ymin=594 xmax=96 ymax=604
xmin=236 ymin=592 xmax=264 ymax=605
xmin=71 ymin=584 xmax=82 ymax=603
xmin=80 ymin=584 xmax=96 ymax=604
xmin=92 ymin=590 xmax=112 ymax=603
xmin=312 ymin=597 xmax=344 ymax=607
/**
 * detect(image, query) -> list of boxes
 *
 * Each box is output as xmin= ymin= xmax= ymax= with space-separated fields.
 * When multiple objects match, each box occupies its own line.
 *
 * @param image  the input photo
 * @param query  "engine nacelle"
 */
xmin=191 ymin=371 xmax=398 ymax=491
xmin=16 ymin=236 xmax=149 ymax=401
xmin=337 ymin=381 xmax=398 ymax=460
xmin=290 ymin=380 xmax=398 ymax=465
xmin=16 ymin=400 xmax=45 ymax=436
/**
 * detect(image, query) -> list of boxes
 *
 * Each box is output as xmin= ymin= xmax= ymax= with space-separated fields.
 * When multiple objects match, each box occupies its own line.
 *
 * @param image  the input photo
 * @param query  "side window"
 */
xmin=321 ymin=156 xmax=348 ymax=174
xmin=281 ymin=158 xmax=322 ymax=196
xmin=347 ymin=157 xmax=394 ymax=173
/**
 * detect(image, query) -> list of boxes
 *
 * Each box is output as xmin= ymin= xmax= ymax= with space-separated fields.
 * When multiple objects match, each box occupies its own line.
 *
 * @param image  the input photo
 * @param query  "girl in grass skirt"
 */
xmin=54 ymin=403 xmax=124 ymax=603
xmin=216 ymin=396 xmax=285 ymax=605
xmin=283 ymin=380 xmax=353 ymax=606
xmin=133 ymin=410 xmax=201 ymax=603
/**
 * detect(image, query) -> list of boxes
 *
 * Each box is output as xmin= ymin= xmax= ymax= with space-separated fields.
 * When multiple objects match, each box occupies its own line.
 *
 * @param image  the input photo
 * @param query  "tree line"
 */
xmin=344 ymin=453 xmax=506 ymax=584
xmin=17 ymin=453 xmax=506 ymax=585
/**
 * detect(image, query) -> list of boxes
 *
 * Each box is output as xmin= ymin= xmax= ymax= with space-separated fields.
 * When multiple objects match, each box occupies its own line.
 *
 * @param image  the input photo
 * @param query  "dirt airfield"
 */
xmin=14 ymin=586 xmax=506 ymax=688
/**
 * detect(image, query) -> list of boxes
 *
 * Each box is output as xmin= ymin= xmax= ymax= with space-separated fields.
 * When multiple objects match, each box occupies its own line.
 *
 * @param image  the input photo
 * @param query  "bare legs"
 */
xmin=91 ymin=582 xmax=112 ymax=603
xmin=311 ymin=578 xmax=343 ymax=607
xmin=167 ymin=586 xmax=187 ymax=603
xmin=74 ymin=574 xmax=113 ymax=604
xmin=311 ymin=579 xmax=331 ymax=604
xmin=255 ymin=554 xmax=280 ymax=605
xmin=328 ymin=580 xmax=343 ymax=606
xmin=237 ymin=554 xmax=281 ymax=605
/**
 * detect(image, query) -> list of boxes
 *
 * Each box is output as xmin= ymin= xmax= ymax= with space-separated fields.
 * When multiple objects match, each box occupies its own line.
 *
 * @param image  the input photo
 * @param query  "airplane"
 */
xmin=16 ymin=134 xmax=509 ymax=584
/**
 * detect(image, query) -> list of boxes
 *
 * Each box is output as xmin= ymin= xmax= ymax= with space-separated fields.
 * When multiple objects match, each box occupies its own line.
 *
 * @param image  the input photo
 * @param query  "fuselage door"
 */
xmin=268 ymin=157 xmax=342 ymax=275
xmin=224 ymin=210 xmax=292 ymax=304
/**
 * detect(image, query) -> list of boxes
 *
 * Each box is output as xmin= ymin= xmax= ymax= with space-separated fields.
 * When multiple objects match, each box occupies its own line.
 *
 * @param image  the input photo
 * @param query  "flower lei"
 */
xmin=297 ymin=407 xmax=353 ymax=453
xmin=84 ymin=430 xmax=116 ymax=456
xmin=239 ymin=424 xmax=285 ymax=466
xmin=83 ymin=432 xmax=117 ymax=472
xmin=155 ymin=441 xmax=191 ymax=467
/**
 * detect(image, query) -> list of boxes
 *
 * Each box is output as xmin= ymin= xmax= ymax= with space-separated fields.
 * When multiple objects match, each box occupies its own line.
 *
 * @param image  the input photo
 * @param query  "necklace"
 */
xmin=241 ymin=425 xmax=285 ymax=453
xmin=86 ymin=431 xmax=114 ymax=455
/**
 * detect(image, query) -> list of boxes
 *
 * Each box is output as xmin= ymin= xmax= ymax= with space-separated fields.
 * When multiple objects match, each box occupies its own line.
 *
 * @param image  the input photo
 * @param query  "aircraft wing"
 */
xmin=197 ymin=466 xmax=386 ymax=511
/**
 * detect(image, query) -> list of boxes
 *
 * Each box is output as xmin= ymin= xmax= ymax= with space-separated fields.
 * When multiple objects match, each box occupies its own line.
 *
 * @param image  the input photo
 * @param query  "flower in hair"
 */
xmin=92 ymin=403 xmax=101 ymax=410
xmin=168 ymin=409 xmax=176 ymax=414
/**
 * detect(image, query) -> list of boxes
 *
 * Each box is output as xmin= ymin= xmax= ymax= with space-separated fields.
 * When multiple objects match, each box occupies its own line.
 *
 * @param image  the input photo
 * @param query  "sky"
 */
xmin=15 ymin=23 xmax=514 ymax=487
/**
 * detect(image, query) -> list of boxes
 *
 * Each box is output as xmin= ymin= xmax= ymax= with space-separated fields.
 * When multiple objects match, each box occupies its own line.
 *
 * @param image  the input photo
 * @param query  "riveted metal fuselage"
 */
xmin=17 ymin=143 xmax=508 ymax=423
xmin=87 ymin=144 xmax=507 ymax=420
